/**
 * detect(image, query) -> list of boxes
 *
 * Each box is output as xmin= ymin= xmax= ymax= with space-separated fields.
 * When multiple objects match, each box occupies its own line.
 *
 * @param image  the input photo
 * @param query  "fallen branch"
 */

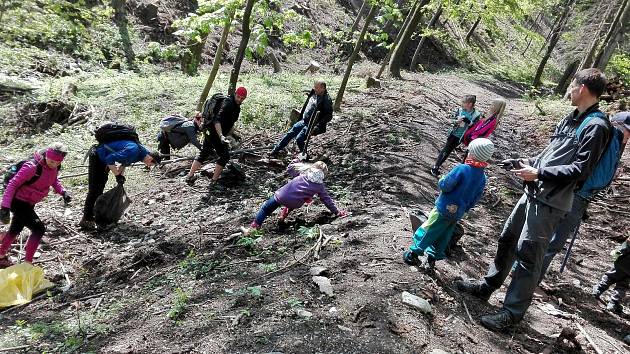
xmin=462 ymin=300 xmax=474 ymax=324
xmin=0 ymin=345 xmax=31 ymax=352
xmin=575 ymin=322 xmax=603 ymax=354
xmin=45 ymin=235 xmax=84 ymax=247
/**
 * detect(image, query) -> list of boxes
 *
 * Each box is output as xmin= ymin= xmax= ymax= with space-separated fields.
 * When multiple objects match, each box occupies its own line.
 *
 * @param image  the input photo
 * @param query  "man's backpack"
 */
xmin=95 ymin=122 xmax=140 ymax=144
xmin=159 ymin=115 xmax=187 ymax=133
xmin=3 ymin=159 xmax=43 ymax=188
xmin=201 ymin=93 xmax=226 ymax=128
xmin=575 ymin=112 xmax=623 ymax=198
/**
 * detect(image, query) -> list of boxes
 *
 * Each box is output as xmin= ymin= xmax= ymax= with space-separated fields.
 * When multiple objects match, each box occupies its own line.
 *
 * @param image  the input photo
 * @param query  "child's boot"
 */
xmin=424 ymin=255 xmax=436 ymax=271
xmin=241 ymin=221 xmax=260 ymax=236
xmin=278 ymin=207 xmax=290 ymax=222
xmin=606 ymin=300 xmax=623 ymax=314
xmin=403 ymin=251 xmax=422 ymax=266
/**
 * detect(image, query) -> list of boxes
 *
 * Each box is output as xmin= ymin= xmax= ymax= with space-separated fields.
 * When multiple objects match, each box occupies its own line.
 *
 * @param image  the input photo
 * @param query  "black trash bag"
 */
xmin=94 ymin=184 xmax=132 ymax=225
xmin=408 ymin=208 xmax=464 ymax=256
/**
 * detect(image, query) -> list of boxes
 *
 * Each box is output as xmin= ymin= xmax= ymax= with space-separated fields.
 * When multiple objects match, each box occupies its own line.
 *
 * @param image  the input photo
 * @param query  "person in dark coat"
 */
xmin=157 ymin=113 xmax=203 ymax=160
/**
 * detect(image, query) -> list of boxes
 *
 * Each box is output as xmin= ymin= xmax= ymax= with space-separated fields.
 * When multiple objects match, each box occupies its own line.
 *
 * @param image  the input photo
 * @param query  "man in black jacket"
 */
xmin=157 ymin=113 xmax=203 ymax=160
xmin=456 ymin=68 xmax=611 ymax=331
xmin=184 ymin=87 xmax=247 ymax=186
xmin=270 ymin=80 xmax=333 ymax=157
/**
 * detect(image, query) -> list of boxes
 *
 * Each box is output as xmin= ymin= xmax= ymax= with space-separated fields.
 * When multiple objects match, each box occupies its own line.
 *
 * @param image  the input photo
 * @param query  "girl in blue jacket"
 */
xmin=404 ymin=138 xmax=495 ymax=269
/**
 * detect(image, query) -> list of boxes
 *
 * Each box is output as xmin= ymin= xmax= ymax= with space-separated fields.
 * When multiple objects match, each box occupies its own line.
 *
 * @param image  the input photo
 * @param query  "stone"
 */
xmin=624 ymin=334 xmax=630 ymax=345
xmin=312 ymin=276 xmax=334 ymax=297
xmin=428 ymin=350 xmax=450 ymax=354
xmin=366 ymin=77 xmax=381 ymax=89
xmin=401 ymin=291 xmax=432 ymax=314
xmin=295 ymin=309 xmax=313 ymax=319
xmin=309 ymin=266 xmax=328 ymax=276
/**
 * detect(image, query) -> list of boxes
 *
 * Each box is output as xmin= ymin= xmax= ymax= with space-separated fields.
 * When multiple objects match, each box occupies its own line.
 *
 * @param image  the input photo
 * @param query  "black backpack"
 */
xmin=3 ymin=159 xmax=43 ymax=188
xmin=201 ymin=93 xmax=226 ymax=129
xmin=95 ymin=122 xmax=140 ymax=144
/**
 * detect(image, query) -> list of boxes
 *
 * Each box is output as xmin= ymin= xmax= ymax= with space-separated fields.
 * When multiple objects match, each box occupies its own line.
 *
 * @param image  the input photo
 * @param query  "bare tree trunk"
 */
xmin=465 ymin=15 xmax=481 ymax=43
xmin=578 ymin=1 xmax=616 ymax=72
xmin=532 ymin=0 xmax=575 ymax=87
xmin=228 ymin=0 xmax=256 ymax=96
xmin=555 ymin=59 xmax=579 ymax=95
xmin=410 ymin=4 xmax=442 ymax=71
xmin=593 ymin=0 xmax=630 ymax=70
xmin=388 ymin=0 xmax=429 ymax=78
xmin=197 ymin=10 xmax=235 ymax=112
xmin=112 ymin=0 xmax=136 ymax=69
xmin=348 ymin=1 xmax=366 ymax=37
xmin=376 ymin=0 xmax=419 ymax=78
xmin=334 ymin=5 xmax=378 ymax=111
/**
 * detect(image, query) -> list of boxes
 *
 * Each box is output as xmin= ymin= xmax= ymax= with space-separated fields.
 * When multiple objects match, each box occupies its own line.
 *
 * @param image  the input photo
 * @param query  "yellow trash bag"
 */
xmin=0 ymin=263 xmax=53 ymax=308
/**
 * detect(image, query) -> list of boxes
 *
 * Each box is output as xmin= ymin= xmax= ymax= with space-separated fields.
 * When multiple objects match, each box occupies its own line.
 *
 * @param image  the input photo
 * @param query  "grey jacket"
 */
xmin=168 ymin=121 xmax=202 ymax=150
xmin=526 ymin=104 xmax=611 ymax=211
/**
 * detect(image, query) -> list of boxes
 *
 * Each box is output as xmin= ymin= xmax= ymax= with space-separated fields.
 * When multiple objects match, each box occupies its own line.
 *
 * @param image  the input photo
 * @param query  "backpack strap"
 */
xmin=25 ymin=160 xmax=43 ymax=185
xmin=576 ymin=111 xmax=607 ymax=138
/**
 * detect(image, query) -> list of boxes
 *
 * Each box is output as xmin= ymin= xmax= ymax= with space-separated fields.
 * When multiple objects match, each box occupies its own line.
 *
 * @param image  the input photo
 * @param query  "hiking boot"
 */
xmin=278 ymin=207 xmax=290 ymax=221
xmin=184 ymin=174 xmax=198 ymax=186
xmin=455 ymin=279 xmax=493 ymax=302
xmin=0 ymin=256 xmax=13 ymax=269
xmin=480 ymin=310 xmax=516 ymax=332
xmin=592 ymin=284 xmax=605 ymax=299
xmin=606 ymin=301 xmax=623 ymax=314
xmin=403 ymin=251 xmax=422 ymax=266
xmin=78 ymin=218 xmax=96 ymax=231
xmin=430 ymin=167 xmax=440 ymax=177
xmin=423 ymin=255 xmax=436 ymax=270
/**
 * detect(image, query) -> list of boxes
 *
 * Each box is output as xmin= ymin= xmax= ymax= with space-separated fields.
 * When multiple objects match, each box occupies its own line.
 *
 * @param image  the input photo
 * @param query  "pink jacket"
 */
xmin=1 ymin=152 xmax=65 ymax=208
xmin=462 ymin=115 xmax=498 ymax=146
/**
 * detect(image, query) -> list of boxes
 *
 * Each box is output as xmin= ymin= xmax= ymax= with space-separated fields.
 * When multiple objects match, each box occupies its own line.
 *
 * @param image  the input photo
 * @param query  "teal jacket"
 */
xmin=450 ymin=108 xmax=481 ymax=139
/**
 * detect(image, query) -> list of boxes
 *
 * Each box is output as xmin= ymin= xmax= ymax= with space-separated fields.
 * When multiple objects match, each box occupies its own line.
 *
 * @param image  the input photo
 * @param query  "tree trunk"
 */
xmin=532 ymin=0 xmax=575 ymax=87
xmin=197 ymin=10 xmax=235 ymax=112
xmin=593 ymin=0 xmax=630 ymax=70
xmin=334 ymin=5 xmax=378 ymax=111
xmin=578 ymin=1 xmax=616 ymax=72
xmin=388 ymin=0 xmax=429 ymax=78
xmin=555 ymin=59 xmax=579 ymax=95
xmin=348 ymin=1 xmax=367 ymax=37
xmin=409 ymin=4 xmax=442 ymax=71
xmin=376 ymin=0 xmax=419 ymax=78
xmin=112 ymin=0 xmax=136 ymax=69
xmin=228 ymin=0 xmax=256 ymax=96
xmin=465 ymin=15 xmax=481 ymax=43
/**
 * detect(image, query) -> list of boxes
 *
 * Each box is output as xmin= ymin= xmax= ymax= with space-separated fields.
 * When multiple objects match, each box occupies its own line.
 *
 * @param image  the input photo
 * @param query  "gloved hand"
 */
xmin=500 ymin=159 xmax=522 ymax=171
xmin=337 ymin=210 xmax=349 ymax=218
xmin=62 ymin=191 xmax=72 ymax=205
xmin=115 ymin=174 xmax=126 ymax=185
xmin=0 ymin=208 xmax=10 ymax=224
xmin=220 ymin=135 xmax=231 ymax=147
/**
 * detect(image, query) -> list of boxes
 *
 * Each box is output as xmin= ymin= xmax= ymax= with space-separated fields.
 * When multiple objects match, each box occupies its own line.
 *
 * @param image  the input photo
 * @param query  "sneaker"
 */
xmin=430 ymin=167 xmax=440 ymax=177
xmin=423 ymin=255 xmax=436 ymax=271
xmin=592 ymin=284 xmax=605 ymax=299
xmin=78 ymin=218 xmax=96 ymax=231
xmin=606 ymin=301 xmax=623 ymax=314
xmin=240 ymin=222 xmax=260 ymax=236
xmin=403 ymin=251 xmax=422 ymax=266
xmin=480 ymin=310 xmax=516 ymax=332
xmin=0 ymin=256 xmax=13 ymax=269
xmin=184 ymin=174 xmax=198 ymax=186
xmin=455 ymin=279 xmax=493 ymax=302
xmin=278 ymin=207 xmax=290 ymax=221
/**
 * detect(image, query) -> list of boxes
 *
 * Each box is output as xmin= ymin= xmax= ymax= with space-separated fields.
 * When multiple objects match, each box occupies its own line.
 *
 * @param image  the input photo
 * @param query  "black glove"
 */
xmin=0 ymin=208 xmax=10 ymax=225
xmin=500 ymin=159 xmax=522 ymax=170
xmin=115 ymin=174 xmax=126 ymax=185
xmin=62 ymin=191 xmax=72 ymax=204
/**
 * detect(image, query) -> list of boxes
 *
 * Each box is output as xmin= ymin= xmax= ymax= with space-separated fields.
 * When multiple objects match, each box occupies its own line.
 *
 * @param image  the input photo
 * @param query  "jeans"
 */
xmin=539 ymin=195 xmax=590 ymax=282
xmin=273 ymin=121 xmax=309 ymax=153
xmin=483 ymin=194 xmax=566 ymax=321
xmin=255 ymin=197 xmax=281 ymax=226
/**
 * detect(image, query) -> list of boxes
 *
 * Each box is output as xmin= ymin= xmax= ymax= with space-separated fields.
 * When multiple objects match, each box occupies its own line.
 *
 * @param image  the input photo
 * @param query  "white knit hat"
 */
xmin=468 ymin=138 xmax=495 ymax=162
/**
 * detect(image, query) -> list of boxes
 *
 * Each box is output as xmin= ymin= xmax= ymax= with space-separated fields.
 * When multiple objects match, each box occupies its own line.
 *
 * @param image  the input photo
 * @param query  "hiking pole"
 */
xmin=300 ymin=111 xmax=320 ymax=160
xmin=559 ymin=227 xmax=580 ymax=274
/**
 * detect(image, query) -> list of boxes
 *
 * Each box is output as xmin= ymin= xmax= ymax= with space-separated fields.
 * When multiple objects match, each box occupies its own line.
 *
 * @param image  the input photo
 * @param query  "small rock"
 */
xmin=337 ymin=325 xmax=352 ymax=332
xmin=428 ymin=350 xmax=450 ymax=354
xmin=295 ymin=309 xmax=312 ymax=319
xmin=572 ymin=279 xmax=581 ymax=287
xmin=312 ymin=276 xmax=334 ymax=297
xmin=624 ymin=334 xmax=630 ymax=345
xmin=309 ymin=266 xmax=328 ymax=276
xmin=401 ymin=291 xmax=432 ymax=314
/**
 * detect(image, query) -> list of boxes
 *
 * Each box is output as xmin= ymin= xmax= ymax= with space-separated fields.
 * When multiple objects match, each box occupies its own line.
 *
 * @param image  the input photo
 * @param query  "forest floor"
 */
xmin=1 ymin=64 xmax=630 ymax=353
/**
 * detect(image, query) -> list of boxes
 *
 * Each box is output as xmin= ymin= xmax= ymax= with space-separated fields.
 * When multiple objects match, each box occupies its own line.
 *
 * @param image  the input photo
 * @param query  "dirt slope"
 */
xmin=1 ymin=67 xmax=629 ymax=353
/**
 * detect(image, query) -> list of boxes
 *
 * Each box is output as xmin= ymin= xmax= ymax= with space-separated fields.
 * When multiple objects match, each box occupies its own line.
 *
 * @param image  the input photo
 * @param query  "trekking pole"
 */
xmin=559 ymin=227 xmax=580 ymax=274
xmin=301 ymin=111 xmax=320 ymax=158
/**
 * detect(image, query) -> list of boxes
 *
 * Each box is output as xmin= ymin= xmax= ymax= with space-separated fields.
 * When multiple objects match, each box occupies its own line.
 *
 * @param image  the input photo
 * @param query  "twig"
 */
xmin=313 ymin=226 xmax=324 ymax=260
xmin=92 ymin=297 xmax=103 ymax=314
xmin=45 ymin=235 xmax=84 ymax=247
xmin=575 ymin=322 xmax=603 ymax=354
xmin=0 ymin=345 xmax=31 ymax=352
xmin=462 ymin=300 xmax=474 ymax=324
xmin=0 ymin=293 xmax=47 ymax=314
xmin=57 ymin=253 xmax=72 ymax=289
xmin=257 ymin=242 xmax=319 ymax=281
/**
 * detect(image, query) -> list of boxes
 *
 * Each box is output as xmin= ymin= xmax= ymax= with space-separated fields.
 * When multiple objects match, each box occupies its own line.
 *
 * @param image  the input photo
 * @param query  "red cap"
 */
xmin=235 ymin=86 xmax=248 ymax=98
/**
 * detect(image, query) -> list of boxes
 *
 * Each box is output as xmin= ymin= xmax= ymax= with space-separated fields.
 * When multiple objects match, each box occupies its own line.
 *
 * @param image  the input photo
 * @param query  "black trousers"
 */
xmin=8 ymin=199 xmax=45 ymax=235
xmin=434 ymin=134 xmax=461 ymax=169
xmin=195 ymin=133 xmax=230 ymax=167
xmin=82 ymin=152 xmax=109 ymax=221
xmin=157 ymin=132 xmax=171 ymax=161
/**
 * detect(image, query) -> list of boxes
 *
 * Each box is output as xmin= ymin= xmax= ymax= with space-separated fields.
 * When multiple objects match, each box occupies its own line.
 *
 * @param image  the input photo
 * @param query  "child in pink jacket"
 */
xmin=0 ymin=143 xmax=71 ymax=268
xmin=242 ymin=160 xmax=347 ymax=235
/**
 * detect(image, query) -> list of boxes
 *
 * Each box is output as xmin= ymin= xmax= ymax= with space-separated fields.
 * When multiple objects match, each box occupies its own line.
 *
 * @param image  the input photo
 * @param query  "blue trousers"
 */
xmin=409 ymin=208 xmax=457 ymax=261
xmin=273 ymin=121 xmax=309 ymax=153
xmin=255 ymin=197 xmax=281 ymax=226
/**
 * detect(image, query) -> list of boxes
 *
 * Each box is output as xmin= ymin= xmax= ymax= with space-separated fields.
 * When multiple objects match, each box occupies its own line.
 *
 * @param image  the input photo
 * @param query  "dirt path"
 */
xmin=2 ymin=70 xmax=629 ymax=353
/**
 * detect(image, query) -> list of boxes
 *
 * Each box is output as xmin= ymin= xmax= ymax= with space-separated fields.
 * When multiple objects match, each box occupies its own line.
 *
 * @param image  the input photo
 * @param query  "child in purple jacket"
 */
xmin=242 ymin=160 xmax=347 ymax=234
xmin=0 ymin=143 xmax=71 ymax=268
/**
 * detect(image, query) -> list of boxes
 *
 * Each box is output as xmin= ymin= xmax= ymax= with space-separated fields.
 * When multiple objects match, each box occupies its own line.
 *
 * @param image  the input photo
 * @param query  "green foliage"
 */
xmin=179 ymin=251 xmax=218 ymax=279
xmin=167 ymin=288 xmax=189 ymax=320
xmin=297 ymin=225 xmax=319 ymax=240
xmin=609 ymin=53 xmax=630 ymax=86
xmin=287 ymin=297 xmax=304 ymax=309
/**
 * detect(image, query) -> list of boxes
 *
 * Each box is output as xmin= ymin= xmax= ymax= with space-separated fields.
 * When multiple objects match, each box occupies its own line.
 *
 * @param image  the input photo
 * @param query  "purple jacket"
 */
xmin=1 ymin=152 xmax=65 ymax=208
xmin=274 ymin=163 xmax=339 ymax=214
